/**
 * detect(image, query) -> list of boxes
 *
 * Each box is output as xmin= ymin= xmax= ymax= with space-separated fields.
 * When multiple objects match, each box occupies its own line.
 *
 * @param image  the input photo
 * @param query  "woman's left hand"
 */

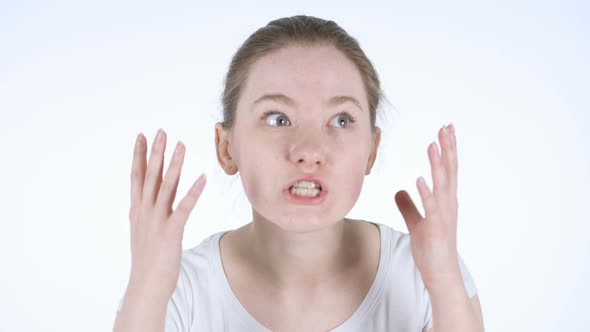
xmin=394 ymin=123 xmax=462 ymax=290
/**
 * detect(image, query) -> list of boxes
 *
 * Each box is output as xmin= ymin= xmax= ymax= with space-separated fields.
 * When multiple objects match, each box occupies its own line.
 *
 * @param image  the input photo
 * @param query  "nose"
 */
xmin=288 ymin=131 xmax=327 ymax=171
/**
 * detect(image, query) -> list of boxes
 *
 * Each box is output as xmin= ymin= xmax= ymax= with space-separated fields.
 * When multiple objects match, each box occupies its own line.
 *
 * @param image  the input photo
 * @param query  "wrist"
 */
xmin=126 ymin=277 xmax=172 ymax=302
xmin=421 ymin=261 xmax=463 ymax=294
xmin=425 ymin=275 xmax=467 ymax=300
xmin=115 ymin=288 xmax=169 ymax=332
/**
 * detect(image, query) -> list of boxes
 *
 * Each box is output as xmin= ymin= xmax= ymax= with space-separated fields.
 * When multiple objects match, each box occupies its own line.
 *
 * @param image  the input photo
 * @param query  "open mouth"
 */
xmin=289 ymin=184 xmax=322 ymax=198
xmin=283 ymin=177 xmax=328 ymax=204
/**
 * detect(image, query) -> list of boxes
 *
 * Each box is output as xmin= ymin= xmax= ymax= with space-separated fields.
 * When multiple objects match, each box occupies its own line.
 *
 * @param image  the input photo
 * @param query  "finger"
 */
xmin=129 ymin=133 xmax=147 ymax=222
xmin=428 ymin=140 xmax=447 ymax=197
xmin=143 ymin=129 xmax=167 ymax=207
xmin=394 ymin=190 xmax=422 ymax=233
xmin=170 ymin=174 xmax=207 ymax=229
xmin=439 ymin=124 xmax=458 ymax=196
xmin=417 ymin=176 xmax=438 ymax=219
xmin=155 ymin=141 xmax=185 ymax=218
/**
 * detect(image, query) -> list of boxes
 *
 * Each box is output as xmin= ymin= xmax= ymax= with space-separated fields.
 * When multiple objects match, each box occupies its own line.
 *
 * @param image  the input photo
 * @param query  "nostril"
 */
xmin=297 ymin=159 xmax=320 ymax=165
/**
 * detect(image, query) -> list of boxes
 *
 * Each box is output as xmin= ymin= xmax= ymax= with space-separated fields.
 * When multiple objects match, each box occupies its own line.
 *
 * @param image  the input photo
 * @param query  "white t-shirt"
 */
xmin=117 ymin=220 xmax=478 ymax=331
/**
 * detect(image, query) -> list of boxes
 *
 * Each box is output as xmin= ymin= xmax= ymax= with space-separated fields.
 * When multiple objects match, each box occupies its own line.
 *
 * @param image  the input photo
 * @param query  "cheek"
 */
xmin=339 ymin=158 xmax=367 ymax=190
xmin=336 ymin=135 xmax=371 ymax=166
xmin=333 ymin=140 xmax=371 ymax=189
xmin=236 ymin=140 xmax=282 ymax=200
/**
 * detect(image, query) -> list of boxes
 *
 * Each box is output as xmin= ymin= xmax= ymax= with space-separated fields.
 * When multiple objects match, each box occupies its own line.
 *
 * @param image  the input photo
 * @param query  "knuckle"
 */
xmin=130 ymin=167 xmax=142 ymax=179
xmin=159 ymin=178 xmax=175 ymax=196
xmin=174 ymin=200 xmax=191 ymax=218
xmin=448 ymin=162 xmax=457 ymax=174
xmin=129 ymin=207 xmax=139 ymax=224
xmin=134 ymin=143 xmax=145 ymax=154
xmin=175 ymin=200 xmax=188 ymax=214
xmin=151 ymin=141 xmax=164 ymax=154
xmin=144 ymin=166 xmax=158 ymax=182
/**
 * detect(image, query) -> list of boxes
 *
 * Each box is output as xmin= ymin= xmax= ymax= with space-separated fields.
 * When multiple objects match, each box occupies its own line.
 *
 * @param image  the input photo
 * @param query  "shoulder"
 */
xmin=346 ymin=220 xmax=435 ymax=330
xmin=168 ymin=231 xmax=228 ymax=309
xmin=177 ymin=231 xmax=227 ymax=283
xmin=347 ymin=218 xmax=419 ymax=285
xmin=345 ymin=217 xmax=408 ymax=242
xmin=162 ymin=231 xmax=230 ymax=331
xmin=351 ymin=219 xmax=412 ymax=258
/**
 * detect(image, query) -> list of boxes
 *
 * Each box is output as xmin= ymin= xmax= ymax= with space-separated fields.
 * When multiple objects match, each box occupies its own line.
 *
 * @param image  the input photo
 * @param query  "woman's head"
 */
xmin=215 ymin=15 xmax=383 ymax=232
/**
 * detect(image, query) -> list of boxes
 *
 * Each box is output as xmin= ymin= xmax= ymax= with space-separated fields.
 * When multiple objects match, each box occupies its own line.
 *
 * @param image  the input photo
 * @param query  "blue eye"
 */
xmin=330 ymin=112 xmax=356 ymax=128
xmin=262 ymin=112 xmax=291 ymax=126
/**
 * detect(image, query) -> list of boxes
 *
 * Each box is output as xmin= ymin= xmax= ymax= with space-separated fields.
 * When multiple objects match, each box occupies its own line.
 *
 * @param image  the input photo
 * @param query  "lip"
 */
xmin=283 ymin=176 xmax=328 ymax=205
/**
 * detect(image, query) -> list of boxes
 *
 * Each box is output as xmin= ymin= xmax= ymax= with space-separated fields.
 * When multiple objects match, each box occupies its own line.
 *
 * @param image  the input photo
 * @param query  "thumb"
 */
xmin=394 ymin=190 xmax=423 ymax=234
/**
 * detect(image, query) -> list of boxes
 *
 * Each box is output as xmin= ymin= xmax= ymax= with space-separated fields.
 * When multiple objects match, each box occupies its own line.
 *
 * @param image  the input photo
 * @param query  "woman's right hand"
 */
xmin=126 ymin=128 xmax=206 ymax=300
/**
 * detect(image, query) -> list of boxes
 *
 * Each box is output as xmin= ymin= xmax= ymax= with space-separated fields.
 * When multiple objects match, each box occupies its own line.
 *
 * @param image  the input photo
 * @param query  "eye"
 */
xmin=330 ymin=112 xmax=356 ymax=128
xmin=262 ymin=111 xmax=291 ymax=127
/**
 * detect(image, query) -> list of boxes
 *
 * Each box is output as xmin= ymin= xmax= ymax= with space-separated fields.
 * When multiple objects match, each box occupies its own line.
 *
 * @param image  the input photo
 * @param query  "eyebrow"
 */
xmin=252 ymin=93 xmax=364 ymax=111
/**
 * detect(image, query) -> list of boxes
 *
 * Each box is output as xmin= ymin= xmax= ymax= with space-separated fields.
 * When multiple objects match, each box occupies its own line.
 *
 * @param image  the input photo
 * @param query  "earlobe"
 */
xmin=215 ymin=123 xmax=238 ymax=175
xmin=366 ymin=127 xmax=381 ymax=175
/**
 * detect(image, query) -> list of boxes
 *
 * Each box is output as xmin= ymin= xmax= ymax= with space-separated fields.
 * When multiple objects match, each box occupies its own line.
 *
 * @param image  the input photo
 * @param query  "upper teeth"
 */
xmin=292 ymin=181 xmax=321 ymax=189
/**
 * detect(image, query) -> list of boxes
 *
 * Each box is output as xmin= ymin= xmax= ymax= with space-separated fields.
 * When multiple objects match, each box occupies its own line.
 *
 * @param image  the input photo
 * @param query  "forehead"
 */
xmin=238 ymin=44 xmax=368 ymax=110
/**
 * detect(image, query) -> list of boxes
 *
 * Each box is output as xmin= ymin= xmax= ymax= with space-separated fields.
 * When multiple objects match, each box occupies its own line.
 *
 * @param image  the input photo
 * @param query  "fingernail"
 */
xmin=174 ymin=141 xmax=184 ymax=155
xmin=156 ymin=129 xmax=164 ymax=143
xmin=135 ymin=133 xmax=144 ymax=146
xmin=433 ymin=141 xmax=440 ymax=156
xmin=191 ymin=174 xmax=206 ymax=193
xmin=448 ymin=124 xmax=456 ymax=145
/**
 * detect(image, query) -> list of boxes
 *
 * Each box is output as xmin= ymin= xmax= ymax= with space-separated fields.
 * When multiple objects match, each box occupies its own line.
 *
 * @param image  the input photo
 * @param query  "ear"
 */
xmin=366 ymin=127 xmax=381 ymax=175
xmin=215 ymin=122 xmax=238 ymax=175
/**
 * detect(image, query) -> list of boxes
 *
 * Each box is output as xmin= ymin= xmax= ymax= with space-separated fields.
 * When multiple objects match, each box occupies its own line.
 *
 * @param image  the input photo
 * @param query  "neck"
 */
xmin=243 ymin=211 xmax=359 ymax=291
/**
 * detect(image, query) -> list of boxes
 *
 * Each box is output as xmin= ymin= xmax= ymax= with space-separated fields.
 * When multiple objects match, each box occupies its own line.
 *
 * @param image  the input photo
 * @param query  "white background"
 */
xmin=1 ymin=0 xmax=588 ymax=331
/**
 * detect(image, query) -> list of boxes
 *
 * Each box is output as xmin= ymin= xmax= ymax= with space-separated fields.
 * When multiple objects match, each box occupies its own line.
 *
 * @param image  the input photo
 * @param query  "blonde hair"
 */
xmin=220 ymin=15 xmax=383 ymax=132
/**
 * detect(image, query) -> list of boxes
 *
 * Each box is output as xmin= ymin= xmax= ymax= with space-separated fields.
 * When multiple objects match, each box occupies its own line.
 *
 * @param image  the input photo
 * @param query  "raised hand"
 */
xmin=127 ymin=128 xmax=206 ymax=300
xmin=394 ymin=124 xmax=461 ymax=290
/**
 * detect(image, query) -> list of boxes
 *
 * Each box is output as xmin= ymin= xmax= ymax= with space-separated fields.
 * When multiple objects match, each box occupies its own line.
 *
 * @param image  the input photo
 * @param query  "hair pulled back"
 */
xmin=221 ymin=15 xmax=382 ymax=131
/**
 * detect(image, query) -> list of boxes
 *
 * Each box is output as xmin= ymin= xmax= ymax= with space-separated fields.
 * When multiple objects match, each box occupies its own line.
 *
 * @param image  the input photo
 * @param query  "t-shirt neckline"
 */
xmin=211 ymin=221 xmax=391 ymax=332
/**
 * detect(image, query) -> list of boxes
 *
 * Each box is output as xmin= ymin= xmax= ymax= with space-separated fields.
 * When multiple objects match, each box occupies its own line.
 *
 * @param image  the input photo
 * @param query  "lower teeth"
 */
xmin=290 ymin=187 xmax=321 ymax=197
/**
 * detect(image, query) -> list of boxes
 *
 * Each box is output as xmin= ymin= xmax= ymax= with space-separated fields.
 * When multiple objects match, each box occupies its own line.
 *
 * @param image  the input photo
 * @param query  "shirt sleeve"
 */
xmin=422 ymin=253 xmax=478 ymax=331
xmin=114 ymin=264 xmax=194 ymax=332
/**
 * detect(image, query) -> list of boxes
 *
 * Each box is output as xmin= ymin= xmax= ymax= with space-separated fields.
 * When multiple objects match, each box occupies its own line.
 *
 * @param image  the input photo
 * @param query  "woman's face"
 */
xmin=216 ymin=43 xmax=380 ymax=233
